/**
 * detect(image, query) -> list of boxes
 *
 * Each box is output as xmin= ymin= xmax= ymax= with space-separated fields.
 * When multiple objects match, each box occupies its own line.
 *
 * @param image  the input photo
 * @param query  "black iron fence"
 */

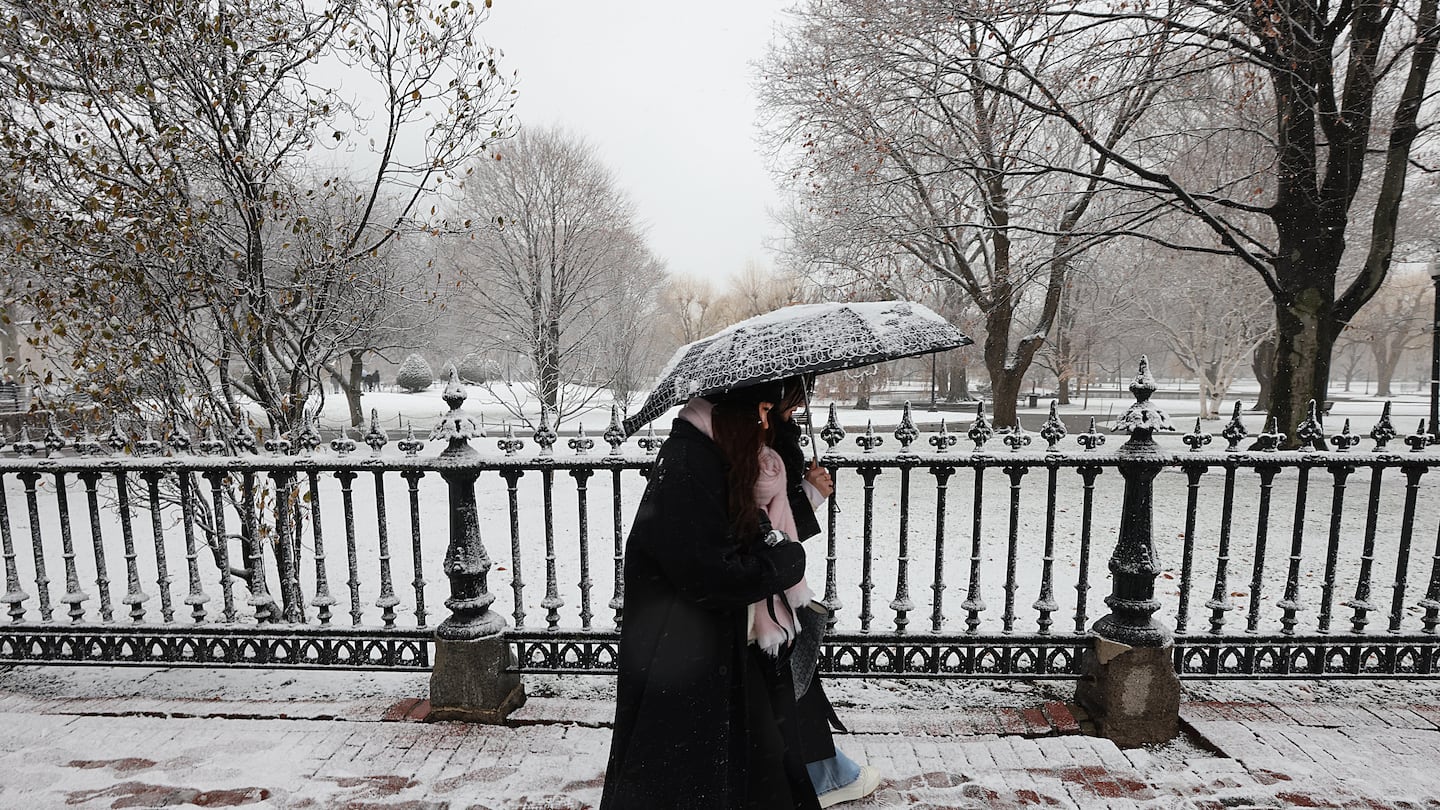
xmin=2 ymin=368 xmax=1440 ymax=679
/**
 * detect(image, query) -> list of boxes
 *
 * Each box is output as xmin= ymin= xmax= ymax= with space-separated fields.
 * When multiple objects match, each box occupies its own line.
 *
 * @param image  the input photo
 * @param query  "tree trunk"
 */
xmin=1373 ymin=344 xmax=1398 ymax=398
xmin=855 ymin=374 xmax=872 ymax=410
xmin=1252 ymin=336 xmax=1276 ymax=413
xmin=953 ymin=362 xmax=970 ymax=402
xmin=345 ymin=350 xmax=365 ymax=428
xmin=988 ymin=366 xmax=1023 ymax=429
xmin=981 ymin=295 xmax=1026 ymax=428
xmin=1267 ymin=292 xmax=1337 ymax=444
xmin=1053 ymin=289 xmax=1074 ymax=406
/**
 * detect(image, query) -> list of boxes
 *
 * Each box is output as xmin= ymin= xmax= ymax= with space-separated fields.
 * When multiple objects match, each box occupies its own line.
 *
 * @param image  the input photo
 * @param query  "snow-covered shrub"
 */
xmin=395 ymin=353 xmax=435 ymax=393
xmin=458 ymin=355 xmax=501 ymax=384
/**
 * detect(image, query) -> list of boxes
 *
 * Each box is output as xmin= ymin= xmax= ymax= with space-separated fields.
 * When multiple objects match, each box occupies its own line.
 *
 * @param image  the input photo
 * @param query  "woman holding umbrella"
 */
xmin=600 ymin=380 xmax=821 ymax=810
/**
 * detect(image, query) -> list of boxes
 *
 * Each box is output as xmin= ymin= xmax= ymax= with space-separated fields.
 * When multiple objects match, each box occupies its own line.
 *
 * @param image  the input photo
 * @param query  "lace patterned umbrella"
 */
xmin=623 ymin=300 xmax=972 ymax=436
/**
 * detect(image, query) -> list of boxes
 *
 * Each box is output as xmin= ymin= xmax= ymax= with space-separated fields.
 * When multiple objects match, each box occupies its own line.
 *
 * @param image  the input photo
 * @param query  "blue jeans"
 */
xmin=807 ymin=746 xmax=862 ymax=794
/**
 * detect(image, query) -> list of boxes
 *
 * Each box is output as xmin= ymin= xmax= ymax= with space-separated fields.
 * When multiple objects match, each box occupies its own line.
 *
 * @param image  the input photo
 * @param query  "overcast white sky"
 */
xmin=480 ymin=1 xmax=792 ymax=282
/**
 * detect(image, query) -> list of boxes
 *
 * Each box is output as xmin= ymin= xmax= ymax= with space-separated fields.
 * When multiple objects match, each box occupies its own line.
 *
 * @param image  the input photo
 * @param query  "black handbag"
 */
xmin=790 ymin=600 xmax=830 ymax=699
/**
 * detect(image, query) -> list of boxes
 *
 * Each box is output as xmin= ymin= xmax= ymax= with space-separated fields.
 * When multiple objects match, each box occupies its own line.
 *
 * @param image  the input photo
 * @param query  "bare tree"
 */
xmin=759 ymin=0 xmax=1164 ymax=427
xmin=726 ymin=260 xmax=803 ymax=319
xmin=319 ymin=232 xmax=447 ymax=428
xmin=594 ymin=234 xmax=668 ymax=414
xmin=966 ymin=0 xmax=1439 ymax=437
xmin=1344 ymin=266 xmax=1436 ymax=397
xmin=0 ymin=0 xmax=514 ymax=621
xmin=0 ymin=0 xmax=514 ymax=438
xmin=447 ymin=127 xmax=666 ymax=423
xmin=1117 ymin=243 xmax=1275 ymax=419
xmin=658 ymin=275 xmax=732 ymax=344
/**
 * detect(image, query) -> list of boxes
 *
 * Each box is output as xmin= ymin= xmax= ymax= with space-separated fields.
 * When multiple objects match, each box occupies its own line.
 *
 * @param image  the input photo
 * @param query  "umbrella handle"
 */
xmin=802 ymin=376 xmax=840 ymax=515
xmin=804 ymin=375 xmax=820 ymax=464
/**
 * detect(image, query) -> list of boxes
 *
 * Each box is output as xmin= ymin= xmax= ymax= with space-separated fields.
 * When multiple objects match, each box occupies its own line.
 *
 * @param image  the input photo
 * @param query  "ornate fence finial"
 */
xmin=106 ymin=417 xmax=128 ymax=454
xmin=638 ymin=423 xmax=664 ymax=455
xmin=13 ymin=427 xmax=38 ymax=457
xmin=364 ymin=409 xmax=388 ymax=455
xmin=74 ymin=428 xmax=103 ymax=457
xmin=429 ymin=368 xmax=481 ymax=459
xmin=1221 ymin=401 xmax=1248 ymax=452
xmin=330 ymin=427 xmax=357 ymax=456
xmin=497 ymin=424 xmax=524 ymax=456
xmin=533 ymin=407 xmax=558 ymax=456
xmin=820 ymin=403 xmax=845 ymax=454
xmin=261 ymin=425 xmax=291 ymax=455
xmin=894 ymin=403 xmax=919 ymax=458
xmin=1254 ymin=416 xmax=1285 ymax=452
xmin=968 ymin=401 xmax=993 ymax=450
xmin=168 ymin=418 xmax=193 ymax=455
xmin=1331 ymin=418 xmax=1361 ymax=451
xmin=43 ymin=416 xmax=66 ymax=457
xmin=296 ymin=415 xmax=322 ymax=455
xmin=928 ymin=419 xmax=957 ymax=453
xmin=1405 ymin=420 xmax=1430 ymax=453
xmin=198 ymin=426 xmax=226 ymax=456
xmin=1182 ymin=417 xmax=1212 ymax=452
xmin=569 ymin=424 xmax=594 ymax=455
xmin=136 ymin=425 xmax=164 ymax=456
xmin=1113 ymin=356 xmax=1174 ymax=450
xmin=1077 ymin=416 xmax=1106 ymax=451
xmin=231 ymin=422 xmax=257 ymax=454
xmin=856 ymin=421 xmax=883 ymax=453
xmin=1296 ymin=400 xmax=1325 ymax=451
xmin=1004 ymin=421 xmax=1032 ymax=452
xmin=1040 ymin=401 xmax=1067 ymax=452
xmin=1370 ymin=401 xmax=1397 ymax=451
xmin=398 ymin=422 xmax=424 ymax=457
xmin=604 ymin=405 xmax=625 ymax=456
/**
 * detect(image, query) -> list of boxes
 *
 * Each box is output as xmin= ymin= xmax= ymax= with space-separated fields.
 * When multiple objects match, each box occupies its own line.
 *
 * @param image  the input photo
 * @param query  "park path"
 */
xmin=1 ymin=667 xmax=1438 ymax=808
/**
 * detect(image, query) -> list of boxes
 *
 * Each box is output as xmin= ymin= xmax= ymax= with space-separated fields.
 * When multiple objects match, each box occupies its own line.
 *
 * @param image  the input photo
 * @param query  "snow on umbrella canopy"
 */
xmin=622 ymin=300 xmax=973 ymax=436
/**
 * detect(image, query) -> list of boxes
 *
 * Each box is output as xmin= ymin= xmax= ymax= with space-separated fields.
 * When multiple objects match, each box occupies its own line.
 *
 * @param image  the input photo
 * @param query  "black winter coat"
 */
xmin=773 ymin=419 xmax=842 ymax=766
xmin=775 ymin=421 xmax=821 ymax=543
xmin=600 ymin=419 xmax=821 ymax=810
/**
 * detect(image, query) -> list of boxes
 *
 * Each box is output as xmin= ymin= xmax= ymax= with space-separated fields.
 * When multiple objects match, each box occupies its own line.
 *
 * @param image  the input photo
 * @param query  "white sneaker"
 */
xmin=817 ymin=765 xmax=882 ymax=808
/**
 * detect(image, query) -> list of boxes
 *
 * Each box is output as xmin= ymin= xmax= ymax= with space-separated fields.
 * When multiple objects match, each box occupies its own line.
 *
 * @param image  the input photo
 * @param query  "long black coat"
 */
xmin=600 ymin=419 xmax=821 ymax=810
xmin=774 ymin=419 xmax=842 ymax=765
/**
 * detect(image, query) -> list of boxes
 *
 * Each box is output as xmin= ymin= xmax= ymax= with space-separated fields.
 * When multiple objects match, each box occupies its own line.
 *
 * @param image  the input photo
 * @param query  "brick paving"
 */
xmin=1 ymin=668 xmax=1439 ymax=809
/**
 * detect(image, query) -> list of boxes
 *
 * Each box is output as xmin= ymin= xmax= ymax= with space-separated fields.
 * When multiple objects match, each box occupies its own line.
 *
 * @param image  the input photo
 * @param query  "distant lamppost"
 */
xmin=1431 ymin=262 xmax=1440 ymax=444
xmin=929 ymin=353 xmax=938 ymax=412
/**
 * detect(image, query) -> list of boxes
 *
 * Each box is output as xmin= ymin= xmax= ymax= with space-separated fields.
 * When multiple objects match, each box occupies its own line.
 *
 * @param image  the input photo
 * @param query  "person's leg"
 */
xmin=805 ymin=747 xmax=862 ymax=794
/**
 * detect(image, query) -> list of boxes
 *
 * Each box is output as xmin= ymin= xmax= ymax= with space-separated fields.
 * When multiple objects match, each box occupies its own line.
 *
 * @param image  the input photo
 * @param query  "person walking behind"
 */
xmin=768 ymin=379 xmax=882 ymax=807
xmin=600 ymin=381 xmax=821 ymax=810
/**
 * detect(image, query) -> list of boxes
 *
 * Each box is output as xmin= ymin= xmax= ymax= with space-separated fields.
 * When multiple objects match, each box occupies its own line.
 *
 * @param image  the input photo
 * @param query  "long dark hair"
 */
xmin=768 ymin=377 xmax=809 ymax=481
xmin=710 ymin=398 xmax=767 ymax=541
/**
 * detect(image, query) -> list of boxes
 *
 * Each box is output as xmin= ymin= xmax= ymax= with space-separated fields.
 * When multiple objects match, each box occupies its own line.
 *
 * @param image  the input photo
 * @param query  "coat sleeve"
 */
xmin=633 ymin=440 xmax=807 ymax=608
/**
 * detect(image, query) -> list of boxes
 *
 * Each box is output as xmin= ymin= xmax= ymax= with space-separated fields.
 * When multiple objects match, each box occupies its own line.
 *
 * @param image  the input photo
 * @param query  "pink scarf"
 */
xmin=677 ymin=398 xmax=815 ymax=656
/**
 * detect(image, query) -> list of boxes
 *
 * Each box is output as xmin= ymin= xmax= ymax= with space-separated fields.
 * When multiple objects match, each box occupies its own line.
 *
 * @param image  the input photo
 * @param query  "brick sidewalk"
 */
xmin=2 ymin=669 xmax=1439 ymax=809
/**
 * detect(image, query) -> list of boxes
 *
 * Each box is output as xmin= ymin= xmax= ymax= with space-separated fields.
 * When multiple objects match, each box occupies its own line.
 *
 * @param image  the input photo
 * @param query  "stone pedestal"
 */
xmin=1075 ymin=637 xmax=1180 ymax=747
xmin=427 ymin=636 xmax=526 ymax=724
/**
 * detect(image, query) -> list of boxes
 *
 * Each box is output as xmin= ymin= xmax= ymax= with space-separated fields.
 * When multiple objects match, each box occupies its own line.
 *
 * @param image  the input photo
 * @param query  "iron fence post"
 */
xmin=1076 ymin=357 xmax=1181 ymax=747
xmin=427 ymin=371 xmax=525 ymax=722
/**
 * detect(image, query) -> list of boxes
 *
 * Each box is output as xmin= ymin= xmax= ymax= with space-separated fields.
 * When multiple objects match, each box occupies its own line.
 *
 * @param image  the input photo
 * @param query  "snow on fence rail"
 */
xmin=2 ymin=366 xmax=1440 ymax=678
